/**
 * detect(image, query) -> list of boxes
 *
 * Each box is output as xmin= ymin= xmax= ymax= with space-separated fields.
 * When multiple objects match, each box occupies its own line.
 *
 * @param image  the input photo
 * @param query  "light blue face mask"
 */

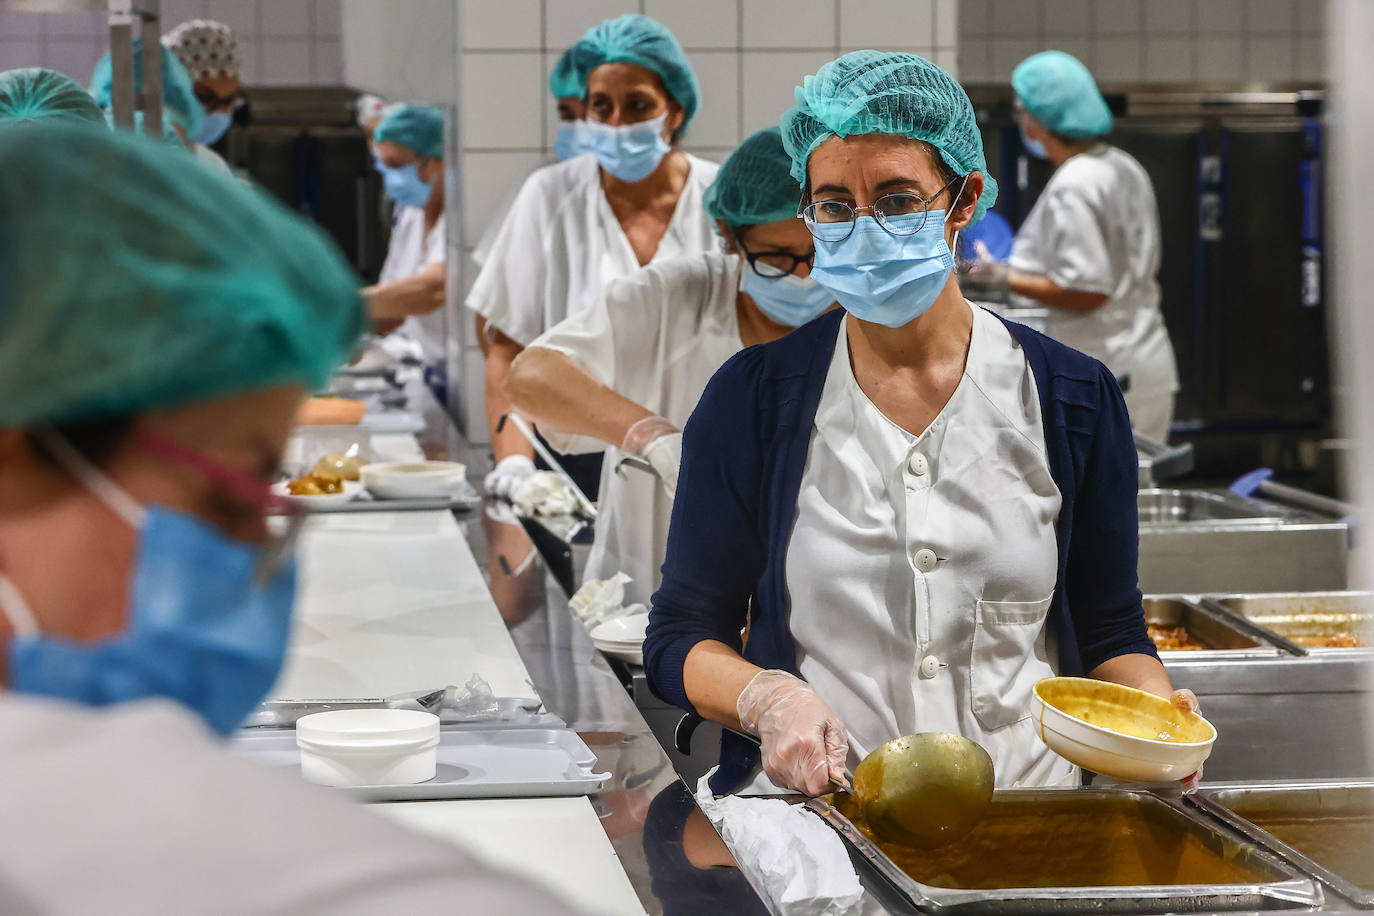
xmin=582 ymin=112 xmax=670 ymax=183
xmin=739 ymin=265 xmax=834 ymax=328
xmin=380 ymin=160 xmax=433 ymax=208
xmin=195 ymin=110 xmax=234 ymax=146
xmin=554 ymin=121 xmax=587 ymax=161
xmin=1020 ymin=125 xmax=1048 ymax=159
xmin=810 ymin=208 xmax=959 ymax=329
xmin=0 ymin=432 xmax=298 ymax=737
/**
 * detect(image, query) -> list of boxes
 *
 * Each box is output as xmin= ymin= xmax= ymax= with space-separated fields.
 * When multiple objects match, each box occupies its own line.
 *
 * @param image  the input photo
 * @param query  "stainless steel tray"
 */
xmin=1188 ymin=781 xmax=1374 ymax=908
xmin=1138 ymin=488 xmax=1290 ymax=528
xmin=233 ymin=725 xmax=611 ymax=802
xmin=805 ymin=787 xmax=1322 ymax=913
xmin=1208 ymin=592 xmax=1374 ymax=653
xmin=1143 ymin=596 xmax=1283 ymax=659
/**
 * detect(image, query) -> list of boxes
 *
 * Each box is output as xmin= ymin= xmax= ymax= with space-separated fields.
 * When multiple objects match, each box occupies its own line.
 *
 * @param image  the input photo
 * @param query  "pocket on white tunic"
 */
xmin=970 ymin=596 xmax=1054 ymax=731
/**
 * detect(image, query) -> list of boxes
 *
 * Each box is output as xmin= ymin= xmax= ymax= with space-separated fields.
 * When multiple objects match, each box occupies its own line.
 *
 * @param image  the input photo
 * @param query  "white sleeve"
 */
xmin=465 ymin=172 xmax=551 ymax=346
xmin=1032 ymin=185 xmax=1116 ymax=295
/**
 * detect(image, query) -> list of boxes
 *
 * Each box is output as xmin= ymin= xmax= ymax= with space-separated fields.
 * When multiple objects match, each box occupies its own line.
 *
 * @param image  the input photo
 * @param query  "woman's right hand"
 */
xmin=736 ymin=670 xmax=849 ymax=796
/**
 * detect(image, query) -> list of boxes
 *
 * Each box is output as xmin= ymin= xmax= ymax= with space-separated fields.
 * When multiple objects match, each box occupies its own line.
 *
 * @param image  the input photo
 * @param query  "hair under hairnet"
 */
xmin=703 ymin=126 xmax=801 ymax=228
xmin=373 ymin=104 xmax=444 ymax=158
xmin=779 ymin=50 xmax=997 ymax=226
xmin=91 ymin=36 xmax=205 ymax=141
xmin=0 ymin=68 xmax=106 ymax=125
xmin=549 ymin=45 xmax=586 ymax=101
xmin=1012 ymin=50 xmax=1113 ymax=140
xmin=571 ymin=14 xmax=699 ymax=139
xmin=0 ymin=121 xmax=365 ymax=427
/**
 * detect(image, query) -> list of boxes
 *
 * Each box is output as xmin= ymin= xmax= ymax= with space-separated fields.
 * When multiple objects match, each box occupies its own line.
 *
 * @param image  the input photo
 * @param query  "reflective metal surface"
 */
xmin=852 ymin=732 xmax=995 ymax=849
xmin=1212 ymin=591 xmax=1374 ymax=651
xmin=1138 ymin=488 xmax=1286 ymax=525
xmin=1144 ymin=596 xmax=1283 ymax=659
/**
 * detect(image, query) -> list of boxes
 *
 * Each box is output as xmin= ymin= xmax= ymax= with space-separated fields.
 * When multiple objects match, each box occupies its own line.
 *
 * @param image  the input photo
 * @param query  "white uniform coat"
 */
xmin=377 ymin=205 xmax=448 ymax=366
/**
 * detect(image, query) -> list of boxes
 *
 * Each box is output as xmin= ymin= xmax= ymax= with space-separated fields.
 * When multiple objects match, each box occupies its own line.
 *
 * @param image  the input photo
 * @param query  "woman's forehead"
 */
xmin=587 ymin=62 xmax=668 ymax=97
xmin=808 ymin=134 xmax=942 ymax=187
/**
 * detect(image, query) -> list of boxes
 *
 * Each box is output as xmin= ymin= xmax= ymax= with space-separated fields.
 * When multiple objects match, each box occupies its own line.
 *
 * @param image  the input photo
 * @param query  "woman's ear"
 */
xmin=665 ymin=102 xmax=685 ymax=139
xmin=948 ymin=171 xmax=984 ymax=232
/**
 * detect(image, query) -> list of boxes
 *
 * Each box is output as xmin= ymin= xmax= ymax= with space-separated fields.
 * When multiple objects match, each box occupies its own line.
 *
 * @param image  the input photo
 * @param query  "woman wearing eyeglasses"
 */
xmin=504 ymin=127 xmax=834 ymax=607
xmin=644 ymin=52 xmax=1200 ymax=798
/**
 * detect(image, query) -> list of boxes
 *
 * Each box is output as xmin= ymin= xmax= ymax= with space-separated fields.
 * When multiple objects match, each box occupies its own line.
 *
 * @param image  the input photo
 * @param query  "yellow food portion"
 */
xmin=312 ymin=452 xmax=367 ymax=481
xmin=1037 ymin=677 xmax=1213 ymax=744
xmin=288 ymin=471 xmax=344 ymax=495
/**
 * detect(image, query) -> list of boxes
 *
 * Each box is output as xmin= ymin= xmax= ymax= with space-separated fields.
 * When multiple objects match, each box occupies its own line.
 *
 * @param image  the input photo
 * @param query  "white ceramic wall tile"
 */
xmin=646 ymin=0 xmax=741 ymax=49
xmin=42 ymin=38 xmax=102 ymax=81
xmin=933 ymin=45 xmax=958 ymax=75
xmin=1041 ymin=35 xmax=1093 ymax=66
xmin=1142 ymin=37 xmax=1195 ymax=82
xmin=262 ymin=0 xmax=312 ymax=38
xmin=1197 ymin=0 xmax=1245 ymax=34
xmin=1246 ymin=35 xmax=1293 ymax=81
xmin=960 ymin=0 xmax=989 ymax=38
xmin=1246 ymin=0 xmax=1296 ymax=33
xmin=545 ymin=0 xmax=640 ymax=49
xmin=1143 ymin=0 xmax=1195 ymax=35
xmin=987 ymin=36 xmax=1037 ymax=79
xmin=984 ymin=0 xmax=1037 ymax=38
xmin=462 ymin=0 xmax=540 ymax=50
xmin=43 ymin=11 xmax=103 ymax=37
xmin=205 ymin=0 xmax=262 ymax=39
xmin=461 ymin=53 xmax=544 ymax=148
xmin=461 ymin=151 xmax=546 ymax=242
xmin=1093 ymin=0 xmax=1142 ymax=34
xmin=1041 ymin=0 xmax=1092 ymax=36
xmin=1196 ymin=37 xmax=1244 ymax=81
xmin=1295 ymin=36 xmax=1322 ymax=80
xmin=740 ymin=50 xmax=834 ymax=139
xmin=161 ymin=0 xmax=207 ymax=28
xmin=957 ymin=37 xmax=990 ymax=80
xmin=1296 ymin=3 xmax=1323 ymax=34
xmin=741 ymin=0 xmax=833 ymax=50
xmin=0 ymin=40 xmax=43 ymax=70
xmin=1091 ymin=36 xmax=1142 ymax=81
xmin=312 ymin=37 xmax=343 ymax=83
xmin=935 ymin=0 xmax=958 ymax=48
xmin=313 ymin=0 xmax=343 ymax=39
xmin=687 ymin=50 xmax=742 ymax=147
xmin=260 ymin=38 xmax=313 ymax=83
xmin=839 ymin=0 xmax=934 ymax=49
xmin=0 ymin=13 xmax=44 ymax=38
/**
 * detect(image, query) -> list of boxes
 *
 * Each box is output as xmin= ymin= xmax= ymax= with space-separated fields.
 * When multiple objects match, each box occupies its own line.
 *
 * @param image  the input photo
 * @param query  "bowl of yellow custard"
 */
xmin=1033 ymin=677 xmax=1216 ymax=782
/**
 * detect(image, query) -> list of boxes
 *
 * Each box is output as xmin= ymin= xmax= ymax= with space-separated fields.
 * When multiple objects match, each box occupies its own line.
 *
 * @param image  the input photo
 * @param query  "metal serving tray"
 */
xmin=805 ymin=787 xmax=1322 ymax=913
xmin=1138 ymin=488 xmax=1287 ymax=527
xmin=1189 ymin=782 xmax=1374 ymax=908
xmin=1143 ymin=596 xmax=1283 ymax=659
xmin=1209 ymin=592 xmax=1374 ymax=653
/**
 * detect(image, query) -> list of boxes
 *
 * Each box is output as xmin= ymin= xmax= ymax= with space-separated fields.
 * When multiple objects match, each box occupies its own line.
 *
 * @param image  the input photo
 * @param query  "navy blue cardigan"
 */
xmin=644 ymin=307 xmax=1158 ymax=793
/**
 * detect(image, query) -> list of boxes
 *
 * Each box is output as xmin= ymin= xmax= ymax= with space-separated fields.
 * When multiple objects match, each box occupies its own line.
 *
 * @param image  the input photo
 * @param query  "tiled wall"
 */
xmin=0 ymin=0 xmax=344 ymax=86
xmin=959 ymin=0 xmax=1325 ymax=85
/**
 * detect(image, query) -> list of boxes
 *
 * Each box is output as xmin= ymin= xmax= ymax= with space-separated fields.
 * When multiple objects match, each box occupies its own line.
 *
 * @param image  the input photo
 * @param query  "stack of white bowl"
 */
xmin=589 ymin=614 xmax=649 ymax=666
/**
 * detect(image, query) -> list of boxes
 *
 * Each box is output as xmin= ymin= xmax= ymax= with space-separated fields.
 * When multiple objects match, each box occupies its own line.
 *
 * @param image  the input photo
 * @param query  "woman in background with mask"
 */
xmin=163 ymin=19 xmax=245 ymax=151
xmin=468 ymin=14 xmax=719 ymax=501
xmin=505 ymin=127 xmax=833 ymax=606
xmin=645 ymin=52 xmax=1200 ymax=799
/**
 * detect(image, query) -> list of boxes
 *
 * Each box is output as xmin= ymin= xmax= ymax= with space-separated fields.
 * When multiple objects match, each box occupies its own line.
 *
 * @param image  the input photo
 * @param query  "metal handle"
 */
xmin=1196 ymin=597 xmax=1310 ymax=657
xmin=496 ymin=412 xmax=598 ymax=520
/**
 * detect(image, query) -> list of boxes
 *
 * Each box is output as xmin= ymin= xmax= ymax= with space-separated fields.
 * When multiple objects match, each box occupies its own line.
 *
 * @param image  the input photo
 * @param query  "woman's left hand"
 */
xmin=1171 ymin=688 xmax=1203 ymax=791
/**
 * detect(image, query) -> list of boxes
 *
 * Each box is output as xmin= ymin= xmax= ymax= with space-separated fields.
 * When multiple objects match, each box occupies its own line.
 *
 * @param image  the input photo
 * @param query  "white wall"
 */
xmin=959 ymin=0 xmax=1324 ymax=84
xmin=340 ymin=0 xmax=457 ymax=101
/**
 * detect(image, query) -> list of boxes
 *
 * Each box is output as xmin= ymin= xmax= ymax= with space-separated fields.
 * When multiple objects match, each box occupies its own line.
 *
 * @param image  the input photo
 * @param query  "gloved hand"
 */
xmin=483 ymin=454 xmax=535 ymax=501
xmin=737 ymin=670 xmax=849 ymax=797
xmin=958 ymin=259 xmax=1010 ymax=293
xmin=1171 ymin=688 xmax=1204 ymax=792
xmin=621 ymin=416 xmax=682 ymax=498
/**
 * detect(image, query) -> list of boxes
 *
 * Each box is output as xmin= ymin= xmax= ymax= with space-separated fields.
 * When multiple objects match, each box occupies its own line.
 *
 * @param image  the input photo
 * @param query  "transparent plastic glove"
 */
xmin=483 ymin=454 xmax=535 ymax=500
xmin=622 ymin=416 xmax=682 ymax=498
xmin=1171 ymin=688 xmax=1204 ymax=791
xmin=962 ymin=259 xmax=1010 ymax=293
xmin=737 ymin=670 xmax=850 ymax=797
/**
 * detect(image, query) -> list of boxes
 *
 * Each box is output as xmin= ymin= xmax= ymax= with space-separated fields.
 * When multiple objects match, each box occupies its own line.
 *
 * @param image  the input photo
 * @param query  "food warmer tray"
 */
xmin=233 ymin=724 xmax=610 ymax=802
xmin=1144 ymin=596 xmax=1285 ymax=659
xmin=1204 ymin=592 xmax=1374 ymax=654
xmin=804 ymin=787 xmax=1322 ymax=914
xmin=1188 ymin=781 xmax=1374 ymax=908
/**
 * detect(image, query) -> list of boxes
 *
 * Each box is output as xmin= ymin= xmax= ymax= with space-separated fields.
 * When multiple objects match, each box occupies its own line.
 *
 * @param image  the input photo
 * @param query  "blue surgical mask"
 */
xmin=380 ymin=161 xmax=433 ymax=208
xmin=582 ymin=112 xmax=670 ymax=182
xmin=739 ymin=265 xmax=834 ymax=328
xmin=0 ymin=432 xmax=298 ymax=737
xmin=810 ymin=210 xmax=958 ymax=329
xmin=195 ymin=110 xmax=234 ymax=146
xmin=1020 ymin=126 xmax=1048 ymax=159
xmin=554 ymin=121 xmax=587 ymax=161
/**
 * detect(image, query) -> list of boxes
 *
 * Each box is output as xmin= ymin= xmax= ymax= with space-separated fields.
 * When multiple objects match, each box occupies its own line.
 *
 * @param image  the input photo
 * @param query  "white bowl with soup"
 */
xmin=361 ymin=461 xmax=468 ymax=500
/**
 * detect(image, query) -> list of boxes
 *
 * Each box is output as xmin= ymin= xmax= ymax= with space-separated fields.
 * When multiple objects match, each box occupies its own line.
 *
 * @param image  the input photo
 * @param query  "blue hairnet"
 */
xmin=0 ymin=121 xmax=365 ymax=426
xmin=1012 ymin=50 xmax=1113 ymax=140
xmin=549 ymin=45 xmax=585 ymax=100
xmin=373 ymin=104 xmax=444 ymax=158
xmin=571 ymin=14 xmax=699 ymax=139
xmin=91 ymin=36 xmax=205 ymax=141
xmin=703 ymin=127 xmax=800 ymax=228
xmin=780 ymin=50 xmax=997 ymax=226
xmin=0 ymin=68 xmax=106 ymax=125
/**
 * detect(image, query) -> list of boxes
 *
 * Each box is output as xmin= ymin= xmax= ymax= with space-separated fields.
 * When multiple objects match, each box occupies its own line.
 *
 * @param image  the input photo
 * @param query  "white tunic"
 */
xmin=1009 ymin=143 xmax=1179 ymax=431
xmin=378 ymin=204 xmax=447 ymax=365
xmin=784 ymin=303 xmax=1075 ymax=790
xmin=530 ymin=252 xmax=745 ymax=606
xmin=466 ymin=152 xmax=720 ymax=347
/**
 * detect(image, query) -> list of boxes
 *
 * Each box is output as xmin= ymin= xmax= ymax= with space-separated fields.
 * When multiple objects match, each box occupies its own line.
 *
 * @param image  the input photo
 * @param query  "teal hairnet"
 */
xmin=0 ymin=68 xmax=106 ymax=125
xmin=549 ymin=45 xmax=585 ymax=100
xmin=373 ymin=104 xmax=444 ymax=158
xmin=571 ymin=14 xmax=699 ymax=139
xmin=91 ymin=36 xmax=204 ymax=141
xmin=114 ymin=109 xmax=189 ymax=150
xmin=779 ymin=50 xmax=998 ymax=226
xmin=1012 ymin=50 xmax=1113 ymax=140
xmin=0 ymin=121 xmax=365 ymax=426
xmin=703 ymin=127 xmax=800 ymax=228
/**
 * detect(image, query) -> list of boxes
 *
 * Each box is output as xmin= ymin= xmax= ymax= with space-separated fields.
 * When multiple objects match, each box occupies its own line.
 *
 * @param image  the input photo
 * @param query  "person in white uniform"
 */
xmin=363 ymin=104 xmax=448 ymax=369
xmin=970 ymin=51 xmax=1179 ymax=442
xmin=468 ymin=14 xmax=720 ymax=499
xmin=0 ymin=122 xmax=579 ymax=914
xmin=644 ymin=52 xmax=1202 ymax=798
xmin=505 ymin=127 xmax=835 ymax=606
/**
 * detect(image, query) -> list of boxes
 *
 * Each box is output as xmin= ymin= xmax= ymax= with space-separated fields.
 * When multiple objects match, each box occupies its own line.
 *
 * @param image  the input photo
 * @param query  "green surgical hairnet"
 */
xmin=1012 ymin=50 xmax=1113 ymax=140
xmin=549 ymin=45 xmax=585 ymax=100
xmin=703 ymin=127 xmax=800 ymax=228
xmin=0 ymin=68 xmax=106 ymax=125
xmin=571 ymin=14 xmax=699 ymax=139
xmin=91 ymin=36 xmax=204 ymax=141
xmin=0 ymin=121 xmax=365 ymax=427
xmin=373 ymin=104 xmax=444 ymax=158
xmin=780 ymin=50 xmax=998 ymax=227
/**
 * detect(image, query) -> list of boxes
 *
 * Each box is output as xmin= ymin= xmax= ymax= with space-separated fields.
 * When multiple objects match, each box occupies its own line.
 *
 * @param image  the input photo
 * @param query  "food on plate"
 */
xmin=311 ymin=451 xmax=368 ymax=481
xmin=295 ymin=396 xmax=366 ymax=426
xmin=287 ymin=470 xmax=344 ymax=496
xmin=1147 ymin=624 xmax=1205 ymax=651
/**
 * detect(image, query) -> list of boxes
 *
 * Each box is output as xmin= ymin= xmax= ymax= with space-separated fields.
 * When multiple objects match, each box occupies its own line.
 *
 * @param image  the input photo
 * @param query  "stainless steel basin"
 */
xmin=1138 ymin=488 xmax=1283 ymax=525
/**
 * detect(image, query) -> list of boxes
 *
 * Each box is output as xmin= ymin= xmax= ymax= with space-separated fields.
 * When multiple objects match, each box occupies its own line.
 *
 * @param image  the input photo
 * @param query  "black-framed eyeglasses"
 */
xmin=736 ymin=238 xmax=814 ymax=279
xmin=799 ymin=174 xmax=965 ymax=243
xmin=194 ymin=86 xmax=246 ymax=113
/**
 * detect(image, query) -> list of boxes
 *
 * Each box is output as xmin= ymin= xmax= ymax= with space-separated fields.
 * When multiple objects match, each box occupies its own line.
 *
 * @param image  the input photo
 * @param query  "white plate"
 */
xmin=362 ymin=460 xmax=468 ymax=500
xmin=589 ymin=615 xmax=649 ymax=644
xmin=592 ymin=642 xmax=644 ymax=666
xmin=272 ymin=479 xmax=364 ymax=506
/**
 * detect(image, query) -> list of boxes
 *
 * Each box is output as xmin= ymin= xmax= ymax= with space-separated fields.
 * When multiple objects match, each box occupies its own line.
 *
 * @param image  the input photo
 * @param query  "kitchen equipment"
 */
xmin=361 ymin=460 xmax=468 ymax=499
xmin=1206 ymin=591 xmax=1374 ymax=652
xmin=807 ymin=786 xmax=1323 ymax=913
xmin=295 ymin=708 xmax=440 ymax=787
xmin=1143 ymin=596 xmax=1283 ymax=658
xmin=1136 ymin=434 xmax=1195 ymax=487
xmin=1033 ymin=677 xmax=1215 ymax=782
xmin=244 ymin=691 xmax=549 ymax=729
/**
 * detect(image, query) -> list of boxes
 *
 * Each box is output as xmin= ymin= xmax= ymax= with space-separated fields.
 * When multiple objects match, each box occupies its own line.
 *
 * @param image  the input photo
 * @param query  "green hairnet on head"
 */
xmin=0 ymin=122 xmax=365 ymax=427
xmin=0 ymin=68 xmax=106 ymax=125
xmin=113 ymin=109 xmax=190 ymax=151
xmin=703 ymin=127 xmax=801 ymax=229
xmin=91 ymin=36 xmax=204 ymax=141
xmin=1012 ymin=50 xmax=1113 ymax=139
xmin=549 ymin=45 xmax=586 ymax=100
xmin=780 ymin=50 xmax=998 ymax=226
xmin=373 ymin=104 xmax=444 ymax=158
xmin=571 ymin=14 xmax=699 ymax=139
